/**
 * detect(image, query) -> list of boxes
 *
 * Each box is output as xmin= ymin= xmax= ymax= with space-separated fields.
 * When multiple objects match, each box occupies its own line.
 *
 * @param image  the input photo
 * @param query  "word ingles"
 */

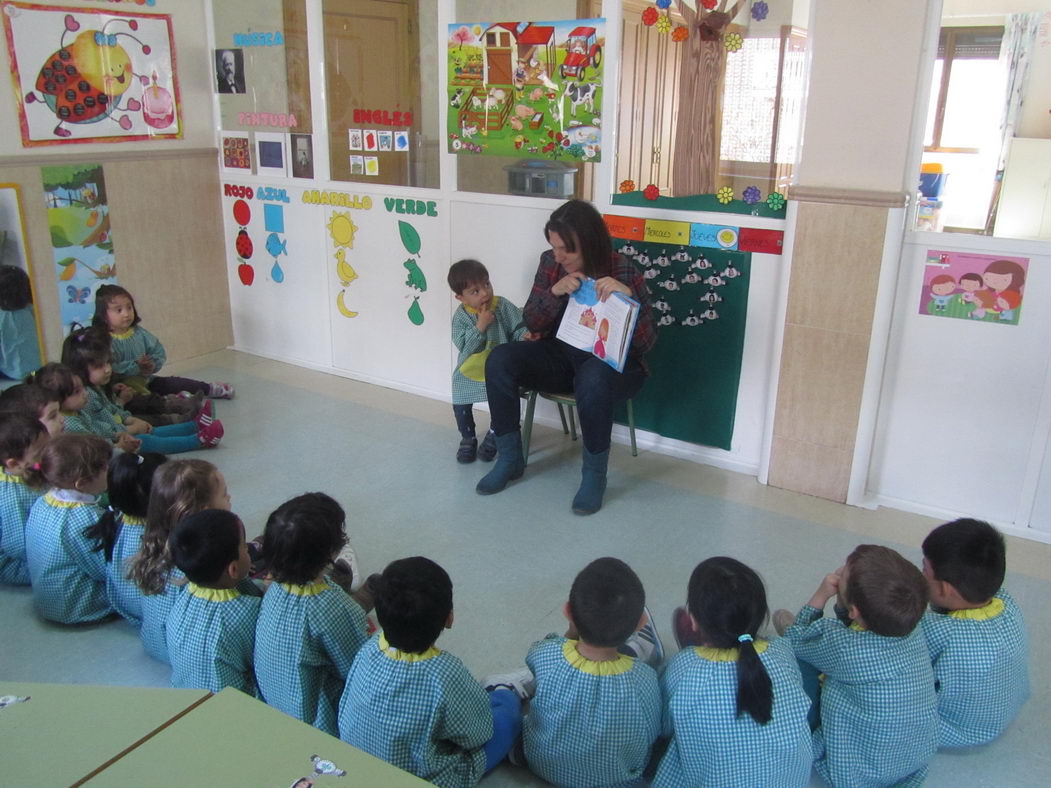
xmin=352 ymin=109 xmax=413 ymax=127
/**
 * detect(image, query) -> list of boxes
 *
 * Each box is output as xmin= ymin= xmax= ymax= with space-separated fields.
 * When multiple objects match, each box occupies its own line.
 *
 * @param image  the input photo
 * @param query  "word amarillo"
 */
xmin=224 ymin=184 xmax=291 ymax=203
xmin=384 ymin=198 xmax=437 ymax=216
xmin=238 ymin=113 xmax=299 ymax=128
xmin=302 ymin=191 xmax=373 ymax=209
xmin=232 ymin=32 xmax=285 ymax=47
xmin=353 ymin=109 xmax=413 ymax=127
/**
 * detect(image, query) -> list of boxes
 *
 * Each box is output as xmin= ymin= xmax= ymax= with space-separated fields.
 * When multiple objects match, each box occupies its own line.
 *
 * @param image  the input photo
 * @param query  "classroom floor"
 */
xmin=1 ymin=350 xmax=1047 ymax=787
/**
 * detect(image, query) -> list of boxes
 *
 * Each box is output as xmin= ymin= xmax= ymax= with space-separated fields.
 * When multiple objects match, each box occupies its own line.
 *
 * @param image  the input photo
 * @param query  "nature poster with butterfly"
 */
xmin=2 ymin=1 xmax=182 ymax=146
xmin=40 ymin=163 xmax=117 ymax=332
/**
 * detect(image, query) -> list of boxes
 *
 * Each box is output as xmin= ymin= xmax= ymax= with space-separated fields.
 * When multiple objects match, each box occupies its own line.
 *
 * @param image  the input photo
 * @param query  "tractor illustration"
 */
xmin=560 ymin=27 xmax=601 ymax=81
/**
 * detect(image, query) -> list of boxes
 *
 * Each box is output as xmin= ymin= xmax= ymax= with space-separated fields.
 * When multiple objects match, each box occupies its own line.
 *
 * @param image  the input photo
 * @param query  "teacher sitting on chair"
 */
xmin=477 ymin=199 xmax=657 ymax=515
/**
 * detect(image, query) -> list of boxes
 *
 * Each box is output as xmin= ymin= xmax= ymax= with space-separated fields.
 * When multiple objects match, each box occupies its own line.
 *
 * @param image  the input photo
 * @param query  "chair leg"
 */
xmin=522 ymin=391 xmax=537 ymax=466
xmin=627 ymin=399 xmax=638 ymax=457
xmin=567 ymin=403 xmax=578 ymax=441
xmin=556 ymin=403 xmax=569 ymax=435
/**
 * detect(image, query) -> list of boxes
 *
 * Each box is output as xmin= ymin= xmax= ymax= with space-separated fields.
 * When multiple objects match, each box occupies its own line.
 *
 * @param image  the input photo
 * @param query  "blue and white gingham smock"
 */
xmin=922 ymin=589 xmax=1029 ymax=747
xmin=109 ymin=326 xmax=166 ymax=379
xmin=451 ymin=297 xmax=525 ymax=405
xmin=106 ymin=515 xmax=146 ymax=625
xmin=24 ymin=489 xmax=111 ymax=623
xmin=167 ymin=581 xmax=260 ymax=694
xmin=523 ymin=635 xmax=660 ymax=788
xmin=653 ymin=637 xmax=812 ymax=788
xmin=255 ymin=578 xmax=369 ymax=736
xmin=140 ymin=569 xmax=185 ymax=663
xmin=0 ymin=470 xmax=41 ymax=585
xmin=786 ymin=605 xmax=938 ymax=787
xmin=338 ymin=633 xmax=492 ymax=788
xmin=80 ymin=387 xmax=131 ymax=441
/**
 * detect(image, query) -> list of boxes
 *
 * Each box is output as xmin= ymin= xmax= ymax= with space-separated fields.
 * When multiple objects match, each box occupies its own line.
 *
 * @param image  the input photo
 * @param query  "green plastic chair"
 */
xmin=520 ymin=390 xmax=637 ymax=465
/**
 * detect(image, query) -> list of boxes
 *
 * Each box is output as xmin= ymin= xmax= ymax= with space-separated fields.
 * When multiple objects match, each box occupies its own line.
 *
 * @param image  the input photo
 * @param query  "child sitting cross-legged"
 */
xmin=492 ymin=556 xmax=663 ymax=788
xmin=254 ymin=492 xmax=372 ymax=736
xmin=338 ymin=556 xmax=522 ymax=786
xmin=776 ymin=545 xmax=938 ymax=787
xmin=921 ymin=518 xmax=1029 ymax=747
xmin=0 ymin=413 xmax=49 ymax=585
xmin=166 ymin=508 xmax=261 ymax=694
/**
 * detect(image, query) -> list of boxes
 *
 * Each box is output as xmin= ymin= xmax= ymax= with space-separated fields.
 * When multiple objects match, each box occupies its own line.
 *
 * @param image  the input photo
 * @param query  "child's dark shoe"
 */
xmin=478 ymin=430 xmax=497 ymax=462
xmin=457 ymin=437 xmax=478 ymax=463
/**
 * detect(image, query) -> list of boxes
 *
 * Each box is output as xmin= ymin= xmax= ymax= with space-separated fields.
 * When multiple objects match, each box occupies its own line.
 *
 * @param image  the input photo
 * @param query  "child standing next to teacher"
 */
xmin=448 ymin=260 xmax=525 ymax=464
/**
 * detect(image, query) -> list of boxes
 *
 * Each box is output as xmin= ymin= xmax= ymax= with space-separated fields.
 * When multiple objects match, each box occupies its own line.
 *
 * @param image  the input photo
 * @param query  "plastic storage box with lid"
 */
xmin=504 ymin=159 xmax=577 ymax=198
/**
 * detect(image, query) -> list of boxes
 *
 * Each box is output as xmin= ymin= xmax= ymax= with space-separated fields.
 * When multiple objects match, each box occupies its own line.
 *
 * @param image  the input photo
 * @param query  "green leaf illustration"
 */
xmin=398 ymin=221 xmax=421 ymax=255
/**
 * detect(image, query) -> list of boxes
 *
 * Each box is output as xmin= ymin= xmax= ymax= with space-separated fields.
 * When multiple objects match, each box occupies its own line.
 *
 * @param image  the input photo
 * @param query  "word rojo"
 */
xmin=383 ymin=197 xmax=437 ymax=217
xmin=302 ymin=191 xmax=372 ymax=209
xmin=223 ymin=184 xmax=291 ymax=204
xmin=238 ymin=112 xmax=299 ymax=128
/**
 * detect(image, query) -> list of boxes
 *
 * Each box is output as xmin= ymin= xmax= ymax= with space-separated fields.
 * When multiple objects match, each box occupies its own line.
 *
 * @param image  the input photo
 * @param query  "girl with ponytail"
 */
xmin=653 ymin=557 xmax=813 ymax=787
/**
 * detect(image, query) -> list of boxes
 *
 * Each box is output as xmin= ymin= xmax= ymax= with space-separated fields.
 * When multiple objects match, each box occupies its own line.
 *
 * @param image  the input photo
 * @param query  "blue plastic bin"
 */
xmin=919 ymin=172 xmax=947 ymax=199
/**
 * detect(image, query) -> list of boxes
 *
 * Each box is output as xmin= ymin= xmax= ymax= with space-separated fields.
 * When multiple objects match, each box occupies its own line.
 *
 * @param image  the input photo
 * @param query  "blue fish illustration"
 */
xmin=265 ymin=233 xmax=287 ymax=258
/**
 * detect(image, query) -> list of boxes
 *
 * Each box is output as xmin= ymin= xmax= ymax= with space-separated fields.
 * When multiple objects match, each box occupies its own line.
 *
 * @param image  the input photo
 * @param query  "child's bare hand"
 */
xmin=115 ymin=432 xmax=141 ymax=453
xmin=808 ymin=566 xmax=844 ymax=609
xmin=521 ymin=331 xmax=542 ymax=341
xmin=138 ymin=355 xmax=156 ymax=375
xmin=124 ymin=417 xmax=152 ymax=435
xmin=113 ymin=383 xmax=135 ymax=405
xmin=475 ymin=306 xmax=495 ymax=332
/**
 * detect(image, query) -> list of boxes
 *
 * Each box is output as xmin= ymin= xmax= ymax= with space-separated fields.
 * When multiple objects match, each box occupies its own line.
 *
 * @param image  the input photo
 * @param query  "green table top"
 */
xmin=0 ymin=682 xmax=210 ymax=787
xmin=82 ymin=687 xmax=429 ymax=787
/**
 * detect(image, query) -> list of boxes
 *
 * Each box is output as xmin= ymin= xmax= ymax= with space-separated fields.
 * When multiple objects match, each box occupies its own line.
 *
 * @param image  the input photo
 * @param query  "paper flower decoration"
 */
xmin=702 ymin=0 xmax=718 ymax=8
xmin=619 ymin=180 xmax=636 ymax=193
xmin=672 ymin=25 xmax=689 ymax=42
xmin=656 ymin=15 xmax=672 ymax=34
xmin=642 ymin=7 xmax=659 ymax=26
xmin=643 ymin=184 xmax=660 ymax=201
xmin=752 ymin=2 xmax=770 ymax=22
xmin=716 ymin=186 xmax=735 ymax=204
xmin=656 ymin=0 xmax=672 ymax=8
xmin=724 ymin=32 xmax=744 ymax=52
xmin=743 ymin=185 xmax=761 ymax=204
xmin=767 ymin=192 xmax=786 ymax=211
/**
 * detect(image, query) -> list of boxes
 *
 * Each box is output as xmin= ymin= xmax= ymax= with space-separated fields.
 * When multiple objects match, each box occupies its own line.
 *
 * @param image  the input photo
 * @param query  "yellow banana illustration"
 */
xmin=336 ymin=249 xmax=358 ymax=287
xmin=336 ymin=289 xmax=358 ymax=318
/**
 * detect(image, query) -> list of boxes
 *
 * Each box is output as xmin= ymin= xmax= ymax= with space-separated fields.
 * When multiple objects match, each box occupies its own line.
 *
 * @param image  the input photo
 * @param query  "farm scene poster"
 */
xmin=447 ymin=19 xmax=604 ymax=162
xmin=2 ymin=1 xmax=182 ymax=146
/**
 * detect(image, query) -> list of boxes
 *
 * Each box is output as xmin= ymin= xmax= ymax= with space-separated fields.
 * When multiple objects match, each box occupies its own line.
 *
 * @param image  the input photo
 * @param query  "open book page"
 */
xmin=556 ymin=278 xmax=640 ymax=372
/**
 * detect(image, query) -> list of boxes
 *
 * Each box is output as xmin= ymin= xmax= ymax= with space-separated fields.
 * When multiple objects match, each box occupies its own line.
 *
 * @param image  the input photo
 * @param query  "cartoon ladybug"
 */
xmin=24 ymin=14 xmax=153 ymax=138
xmin=236 ymin=229 xmax=254 ymax=259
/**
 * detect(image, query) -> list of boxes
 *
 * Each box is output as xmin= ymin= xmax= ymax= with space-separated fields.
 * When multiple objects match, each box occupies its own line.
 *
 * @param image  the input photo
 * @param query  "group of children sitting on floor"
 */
xmin=0 ymin=286 xmax=1032 ymax=788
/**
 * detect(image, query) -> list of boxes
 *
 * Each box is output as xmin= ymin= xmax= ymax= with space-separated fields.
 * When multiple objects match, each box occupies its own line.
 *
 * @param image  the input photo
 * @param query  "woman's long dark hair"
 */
xmin=688 ymin=556 xmax=774 ymax=725
xmin=544 ymin=199 xmax=613 ymax=278
xmin=0 ymin=265 xmax=33 ymax=311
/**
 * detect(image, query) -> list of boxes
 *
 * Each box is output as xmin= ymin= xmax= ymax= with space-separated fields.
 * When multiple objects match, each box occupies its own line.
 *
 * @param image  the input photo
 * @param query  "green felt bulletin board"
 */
xmin=613 ymin=239 xmax=750 ymax=451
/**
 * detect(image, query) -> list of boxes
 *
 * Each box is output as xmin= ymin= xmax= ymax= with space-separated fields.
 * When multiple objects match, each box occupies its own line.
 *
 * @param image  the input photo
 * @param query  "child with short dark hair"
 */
xmin=0 ymin=413 xmax=49 ymax=584
xmin=777 ymin=545 xmax=938 ymax=787
xmin=511 ymin=557 xmax=663 ymax=787
xmin=447 ymin=259 xmax=525 ymax=463
xmin=27 ymin=363 xmax=89 ymax=434
xmin=921 ymin=518 xmax=1029 ymax=747
xmin=655 ymin=557 xmax=811 ymax=787
xmin=129 ymin=459 xmax=231 ymax=662
xmin=254 ymin=492 xmax=371 ymax=736
xmin=338 ymin=556 xmax=522 ymax=786
xmin=24 ymin=433 xmax=114 ymax=623
xmin=166 ymin=508 xmax=259 ymax=694
xmin=0 ymin=383 xmax=64 ymax=436
xmin=96 ymin=451 xmax=168 ymax=624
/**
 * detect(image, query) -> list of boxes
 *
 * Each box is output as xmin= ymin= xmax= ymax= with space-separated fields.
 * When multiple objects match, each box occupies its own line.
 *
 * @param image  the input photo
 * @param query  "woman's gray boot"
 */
xmin=476 ymin=430 xmax=525 ymax=495
xmin=572 ymin=447 xmax=609 ymax=515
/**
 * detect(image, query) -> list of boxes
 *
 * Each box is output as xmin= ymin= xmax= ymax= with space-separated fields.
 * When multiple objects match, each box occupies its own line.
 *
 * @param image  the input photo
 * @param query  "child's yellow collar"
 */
xmin=186 ymin=583 xmax=242 ymax=602
xmin=110 ymin=328 xmax=136 ymax=339
xmin=378 ymin=633 xmax=441 ymax=662
xmin=279 ymin=580 xmax=329 ymax=597
xmin=948 ymin=596 xmax=1004 ymax=621
xmin=562 ymin=639 xmax=635 ymax=675
xmin=463 ymin=295 xmax=500 ymax=316
xmin=0 ymin=469 xmax=25 ymax=484
xmin=693 ymin=640 xmax=770 ymax=662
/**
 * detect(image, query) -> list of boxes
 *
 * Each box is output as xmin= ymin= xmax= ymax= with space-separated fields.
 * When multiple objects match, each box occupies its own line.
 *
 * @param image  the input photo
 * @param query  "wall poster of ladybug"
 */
xmin=40 ymin=163 xmax=118 ymax=333
xmin=2 ymin=1 xmax=182 ymax=147
xmin=446 ymin=19 xmax=604 ymax=162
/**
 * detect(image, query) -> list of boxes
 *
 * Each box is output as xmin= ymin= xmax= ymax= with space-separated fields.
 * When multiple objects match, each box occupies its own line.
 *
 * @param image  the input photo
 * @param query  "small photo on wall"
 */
xmin=256 ymin=132 xmax=289 ymax=177
xmin=364 ymin=156 xmax=379 ymax=176
xmin=363 ymin=130 xmax=378 ymax=152
xmin=221 ymin=132 xmax=252 ymax=174
xmin=215 ymin=48 xmax=246 ymax=94
xmin=349 ymin=155 xmax=364 ymax=175
xmin=377 ymin=131 xmax=393 ymax=151
xmin=291 ymin=133 xmax=314 ymax=179
xmin=394 ymin=130 xmax=410 ymax=152
xmin=348 ymin=129 xmax=363 ymax=151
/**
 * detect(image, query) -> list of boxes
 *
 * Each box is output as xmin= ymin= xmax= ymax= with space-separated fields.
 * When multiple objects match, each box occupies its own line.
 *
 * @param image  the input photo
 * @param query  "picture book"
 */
xmin=556 ymin=278 xmax=640 ymax=372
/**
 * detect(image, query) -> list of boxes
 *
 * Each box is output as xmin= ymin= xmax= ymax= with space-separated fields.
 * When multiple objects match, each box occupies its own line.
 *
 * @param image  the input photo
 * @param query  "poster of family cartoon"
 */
xmin=918 ymin=250 xmax=1028 ymax=326
xmin=2 ymin=1 xmax=181 ymax=146
xmin=447 ymin=19 xmax=604 ymax=162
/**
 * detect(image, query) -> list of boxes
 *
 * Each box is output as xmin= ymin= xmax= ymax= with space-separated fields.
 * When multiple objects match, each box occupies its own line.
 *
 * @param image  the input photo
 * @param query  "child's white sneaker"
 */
xmin=333 ymin=543 xmax=363 ymax=591
xmin=484 ymin=667 xmax=536 ymax=700
xmin=620 ymin=606 xmax=664 ymax=668
xmin=208 ymin=381 xmax=236 ymax=399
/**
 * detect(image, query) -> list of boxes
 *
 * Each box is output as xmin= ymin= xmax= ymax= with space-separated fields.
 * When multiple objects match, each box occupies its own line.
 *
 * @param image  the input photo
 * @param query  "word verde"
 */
xmin=223 ymin=184 xmax=290 ymax=204
xmin=302 ymin=191 xmax=373 ymax=210
xmin=238 ymin=112 xmax=299 ymax=128
xmin=352 ymin=109 xmax=413 ymax=127
xmin=384 ymin=198 xmax=437 ymax=217
xmin=233 ymin=32 xmax=285 ymax=47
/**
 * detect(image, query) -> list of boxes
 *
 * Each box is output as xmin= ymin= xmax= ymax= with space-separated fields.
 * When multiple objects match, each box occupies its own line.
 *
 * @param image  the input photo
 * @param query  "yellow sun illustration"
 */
xmin=327 ymin=211 xmax=358 ymax=249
